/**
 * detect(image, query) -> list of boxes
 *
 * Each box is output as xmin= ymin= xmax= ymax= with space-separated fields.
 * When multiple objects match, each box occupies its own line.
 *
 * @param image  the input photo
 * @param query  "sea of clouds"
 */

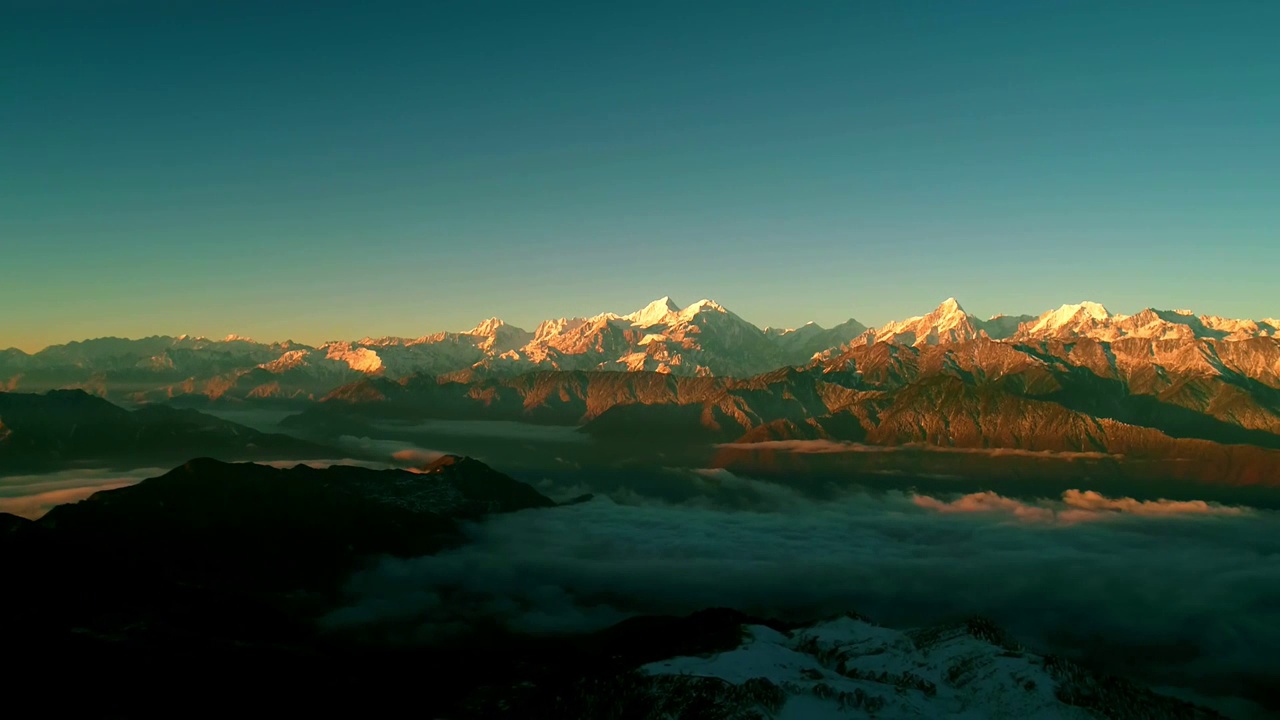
xmin=325 ymin=468 xmax=1278 ymax=717
xmin=5 ymin=435 xmax=1276 ymax=716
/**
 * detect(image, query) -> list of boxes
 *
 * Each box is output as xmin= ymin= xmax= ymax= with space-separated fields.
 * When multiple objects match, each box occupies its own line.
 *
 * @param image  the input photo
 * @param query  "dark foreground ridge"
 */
xmin=0 ymin=455 xmax=554 ymax=708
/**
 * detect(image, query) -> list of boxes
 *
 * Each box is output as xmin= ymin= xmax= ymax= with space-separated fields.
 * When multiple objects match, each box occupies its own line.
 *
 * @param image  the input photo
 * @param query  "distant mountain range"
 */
xmin=282 ymin=338 xmax=1280 ymax=489
xmin=2 ymin=297 xmax=1278 ymax=405
xmin=4 ymin=296 xmax=1280 ymax=490
xmin=0 ymin=388 xmax=330 ymax=474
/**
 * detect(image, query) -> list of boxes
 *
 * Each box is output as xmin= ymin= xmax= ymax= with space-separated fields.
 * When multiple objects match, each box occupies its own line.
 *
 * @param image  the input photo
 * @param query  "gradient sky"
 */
xmin=4 ymin=0 xmax=1278 ymax=351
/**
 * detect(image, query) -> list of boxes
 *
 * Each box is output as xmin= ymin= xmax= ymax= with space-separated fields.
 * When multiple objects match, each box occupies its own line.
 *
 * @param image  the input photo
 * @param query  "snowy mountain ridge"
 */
xmin=635 ymin=615 xmax=1223 ymax=719
xmin=492 ymin=611 xmax=1225 ymax=720
xmin=3 ymin=297 xmax=1278 ymax=402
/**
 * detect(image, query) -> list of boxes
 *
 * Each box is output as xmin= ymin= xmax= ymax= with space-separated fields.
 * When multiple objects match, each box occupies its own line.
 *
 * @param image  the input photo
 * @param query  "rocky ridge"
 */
xmin=4 ymin=297 xmax=1277 ymax=405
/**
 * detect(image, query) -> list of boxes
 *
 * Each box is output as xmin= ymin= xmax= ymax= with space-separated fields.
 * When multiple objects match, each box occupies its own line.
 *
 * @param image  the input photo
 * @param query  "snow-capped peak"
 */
xmin=680 ymin=298 xmax=728 ymax=319
xmin=1066 ymin=301 xmax=1110 ymax=320
xmin=924 ymin=298 xmax=969 ymax=326
xmin=624 ymin=297 xmax=681 ymax=327
xmin=222 ymin=334 xmax=255 ymax=343
xmin=638 ymin=614 xmax=1204 ymax=719
xmin=1027 ymin=301 xmax=1112 ymax=334
xmin=869 ymin=298 xmax=980 ymax=346
xmin=323 ymin=342 xmax=384 ymax=373
xmin=466 ymin=317 xmax=507 ymax=337
xmin=258 ymin=349 xmax=310 ymax=372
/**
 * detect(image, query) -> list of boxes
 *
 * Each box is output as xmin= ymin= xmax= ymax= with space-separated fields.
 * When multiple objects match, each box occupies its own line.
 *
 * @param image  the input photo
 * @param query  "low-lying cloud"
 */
xmin=256 ymin=457 xmax=397 ymax=471
xmin=334 ymin=435 xmax=450 ymax=467
xmin=717 ymin=439 xmax=1115 ymax=459
xmin=915 ymin=488 xmax=1250 ymax=524
xmin=326 ymin=476 xmax=1280 ymax=717
xmin=371 ymin=419 xmax=589 ymax=444
xmin=0 ymin=437 xmax=448 ymax=519
xmin=0 ymin=467 xmax=169 ymax=519
xmin=1061 ymin=488 xmax=1247 ymax=515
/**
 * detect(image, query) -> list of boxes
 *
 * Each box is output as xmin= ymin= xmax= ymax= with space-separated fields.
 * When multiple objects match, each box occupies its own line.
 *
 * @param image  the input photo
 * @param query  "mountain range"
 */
xmin=3 ymin=297 xmax=1278 ymax=405
xmin=281 ymin=340 xmax=1280 ymax=490
xmin=0 ymin=388 xmax=330 ymax=475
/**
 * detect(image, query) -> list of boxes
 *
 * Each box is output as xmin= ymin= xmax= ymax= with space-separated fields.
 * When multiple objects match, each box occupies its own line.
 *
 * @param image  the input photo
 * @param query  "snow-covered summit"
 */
xmin=322 ymin=342 xmax=384 ymax=373
xmin=466 ymin=317 xmax=508 ymax=337
xmin=638 ymin=614 xmax=1217 ymax=719
xmin=1028 ymin=301 xmax=1112 ymax=334
xmin=258 ymin=349 xmax=311 ymax=373
xmin=680 ymin=298 xmax=730 ymax=317
xmin=9 ymin=296 xmax=1279 ymax=393
xmin=873 ymin=298 xmax=982 ymax=346
xmin=624 ymin=297 xmax=682 ymax=327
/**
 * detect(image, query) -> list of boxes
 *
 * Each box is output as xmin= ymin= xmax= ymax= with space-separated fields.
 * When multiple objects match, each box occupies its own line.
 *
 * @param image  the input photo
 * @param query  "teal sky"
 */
xmin=4 ymin=0 xmax=1278 ymax=351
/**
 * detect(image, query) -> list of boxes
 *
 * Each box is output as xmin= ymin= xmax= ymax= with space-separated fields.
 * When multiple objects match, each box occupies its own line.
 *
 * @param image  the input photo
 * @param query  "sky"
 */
xmin=3 ymin=0 xmax=1278 ymax=351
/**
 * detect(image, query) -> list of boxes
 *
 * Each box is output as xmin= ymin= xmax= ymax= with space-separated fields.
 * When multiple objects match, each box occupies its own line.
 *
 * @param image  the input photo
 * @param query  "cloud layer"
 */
xmin=0 ymin=434 xmax=452 ymax=520
xmin=327 ymin=476 xmax=1279 ymax=716
xmin=914 ymin=488 xmax=1249 ymax=524
xmin=0 ymin=467 xmax=169 ymax=519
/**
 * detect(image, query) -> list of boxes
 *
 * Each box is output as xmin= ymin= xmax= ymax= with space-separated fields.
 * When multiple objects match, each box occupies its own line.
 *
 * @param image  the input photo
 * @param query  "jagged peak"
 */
xmin=222 ymin=334 xmax=255 ymax=343
xmin=1020 ymin=301 xmax=1114 ymax=337
xmin=1045 ymin=301 xmax=1110 ymax=322
xmin=919 ymin=298 xmax=969 ymax=327
xmin=624 ymin=296 xmax=682 ymax=326
xmin=680 ymin=298 xmax=728 ymax=317
xmin=356 ymin=336 xmax=406 ymax=346
xmin=258 ymin=349 xmax=310 ymax=372
xmin=466 ymin=317 xmax=507 ymax=336
xmin=324 ymin=343 xmax=384 ymax=373
xmin=1064 ymin=300 xmax=1110 ymax=317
